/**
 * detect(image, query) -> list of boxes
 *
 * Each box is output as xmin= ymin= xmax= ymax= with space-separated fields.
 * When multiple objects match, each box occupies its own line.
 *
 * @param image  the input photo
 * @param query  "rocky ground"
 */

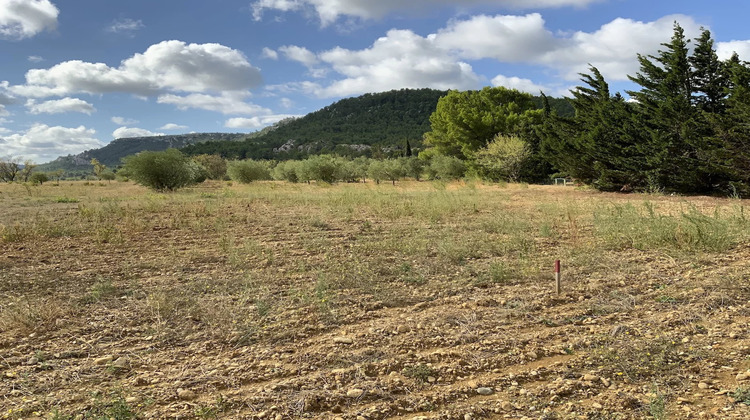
xmin=1 ymin=181 xmax=750 ymax=419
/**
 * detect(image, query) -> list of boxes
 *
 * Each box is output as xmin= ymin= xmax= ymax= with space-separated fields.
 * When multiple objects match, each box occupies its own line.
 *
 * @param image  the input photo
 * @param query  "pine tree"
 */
xmin=627 ymin=22 xmax=705 ymax=192
xmin=690 ymin=29 xmax=728 ymax=114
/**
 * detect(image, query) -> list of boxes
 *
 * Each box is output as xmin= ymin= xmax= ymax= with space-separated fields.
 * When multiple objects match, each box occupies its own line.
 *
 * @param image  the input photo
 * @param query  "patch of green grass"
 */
xmin=733 ymin=387 xmax=750 ymax=405
xmin=402 ymin=363 xmax=438 ymax=383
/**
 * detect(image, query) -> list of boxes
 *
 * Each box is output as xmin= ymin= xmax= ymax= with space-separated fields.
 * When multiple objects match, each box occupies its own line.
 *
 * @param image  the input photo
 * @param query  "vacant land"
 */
xmin=1 ymin=180 xmax=750 ymax=419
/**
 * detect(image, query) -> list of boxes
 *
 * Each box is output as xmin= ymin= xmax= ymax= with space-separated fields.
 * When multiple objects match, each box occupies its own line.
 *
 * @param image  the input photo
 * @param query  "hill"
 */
xmin=37 ymin=132 xmax=247 ymax=177
xmin=182 ymin=88 xmax=575 ymax=160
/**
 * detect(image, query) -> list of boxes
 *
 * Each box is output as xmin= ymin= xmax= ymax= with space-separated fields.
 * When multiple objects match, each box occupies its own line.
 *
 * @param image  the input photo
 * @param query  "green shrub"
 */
xmin=30 ymin=172 xmax=49 ymax=185
xmin=121 ymin=149 xmax=202 ymax=191
xmin=272 ymin=160 xmax=301 ymax=183
xmin=227 ymin=159 xmax=272 ymax=183
xmin=427 ymin=155 xmax=466 ymax=180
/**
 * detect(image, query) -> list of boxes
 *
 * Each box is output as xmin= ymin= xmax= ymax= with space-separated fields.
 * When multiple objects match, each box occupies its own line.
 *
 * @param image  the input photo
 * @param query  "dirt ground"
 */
xmin=1 ymin=181 xmax=750 ymax=419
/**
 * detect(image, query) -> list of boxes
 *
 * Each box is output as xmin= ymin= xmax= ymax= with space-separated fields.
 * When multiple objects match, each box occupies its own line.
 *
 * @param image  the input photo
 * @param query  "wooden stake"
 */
xmin=554 ymin=259 xmax=561 ymax=295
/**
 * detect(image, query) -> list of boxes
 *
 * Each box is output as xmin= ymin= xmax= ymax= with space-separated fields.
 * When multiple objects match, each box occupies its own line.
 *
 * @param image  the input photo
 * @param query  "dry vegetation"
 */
xmin=1 ymin=180 xmax=750 ymax=419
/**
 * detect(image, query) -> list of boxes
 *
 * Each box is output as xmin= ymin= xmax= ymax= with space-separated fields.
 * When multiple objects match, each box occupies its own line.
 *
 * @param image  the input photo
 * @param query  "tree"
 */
xmin=627 ymin=22 xmax=711 ymax=192
xmin=121 ymin=149 xmax=201 ymax=191
xmin=368 ymin=159 xmax=405 ymax=185
xmin=91 ymin=158 xmax=107 ymax=180
xmin=426 ymin=155 xmax=466 ymax=180
xmin=30 ymin=172 xmax=49 ymax=185
xmin=0 ymin=157 xmax=21 ymax=182
xmin=475 ymin=134 xmax=531 ymax=182
xmin=690 ymin=28 xmax=728 ymax=114
xmin=424 ymin=87 xmax=541 ymax=159
xmin=19 ymin=160 xmax=36 ymax=182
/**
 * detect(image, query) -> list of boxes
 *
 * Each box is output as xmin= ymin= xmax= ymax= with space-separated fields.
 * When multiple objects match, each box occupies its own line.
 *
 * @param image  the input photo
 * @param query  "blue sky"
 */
xmin=1 ymin=0 xmax=749 ymax=163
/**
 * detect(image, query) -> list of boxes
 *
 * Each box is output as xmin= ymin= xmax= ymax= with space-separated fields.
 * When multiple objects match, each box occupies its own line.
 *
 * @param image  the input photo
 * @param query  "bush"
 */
xmin=121 ymin=149 xmax=201 ymax=191
xmin=302 ymin=155 xmax=340 ymax=183
xmin=227 ymin=160 xmax=272 ymax=183
xmin=368 ymin=159 xmax=406 ymax=185
xmin=427 ymin=155 xmax=466 ymax=180
xmin=272 ymin=160 xmax=301 ymax=183
xmin=193 ymin=154 xmax=227 ymax=180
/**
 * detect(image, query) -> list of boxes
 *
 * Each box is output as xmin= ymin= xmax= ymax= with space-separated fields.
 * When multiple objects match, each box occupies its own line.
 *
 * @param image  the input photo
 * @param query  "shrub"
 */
xmin=227 ymin=159 xmax=272 ymax=183
xmin=193 ymin=154 xmax=227 ymax=180
xmin=121 ymin=149 xmax=201 ymax=191
xmin=272 ymin=160 xmax=301 ymax=183
xmin=427 ymin=155 xmax=466 ymax=180
xmin=303 ymin=155 xmax=340 ymax=183
xmin=368 ymin=159 xmax=406 ymax=185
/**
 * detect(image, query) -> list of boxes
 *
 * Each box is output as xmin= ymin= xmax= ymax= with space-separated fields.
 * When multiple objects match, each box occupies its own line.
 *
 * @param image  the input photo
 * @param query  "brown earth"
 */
xmin=1 ymin=181 xmax=750 ymax=419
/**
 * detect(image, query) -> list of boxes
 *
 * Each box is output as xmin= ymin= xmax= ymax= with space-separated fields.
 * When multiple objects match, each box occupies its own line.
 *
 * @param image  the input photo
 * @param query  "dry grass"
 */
xmin=1 ymin=180 xmax=750 ymax=419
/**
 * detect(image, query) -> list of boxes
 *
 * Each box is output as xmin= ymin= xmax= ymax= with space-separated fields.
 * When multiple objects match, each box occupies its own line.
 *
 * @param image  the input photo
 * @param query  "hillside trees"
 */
xmin=424 ymin=87 xmax=541 ymax=160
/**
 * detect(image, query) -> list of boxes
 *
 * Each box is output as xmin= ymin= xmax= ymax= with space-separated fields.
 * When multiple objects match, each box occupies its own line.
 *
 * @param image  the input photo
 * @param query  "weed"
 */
xmin=648 ymin=387 xmax=668 ymax=419
xmin=402 ymin=363 xmax=438 ymax=382
xmin=733 ymin=387 xmax=750 ymax=405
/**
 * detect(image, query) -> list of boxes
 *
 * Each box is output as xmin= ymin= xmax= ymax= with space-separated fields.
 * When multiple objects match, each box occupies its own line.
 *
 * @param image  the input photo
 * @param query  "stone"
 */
xmin=500 ymin=401 xmax=513 ymax=411
xmin=592 ymin=402 xmax=603 ymax=409
xmin=94 ymin=355 xmax=114 ymax=365
xmin=347 ymin=388 xmax=364 ymax=398
xmin=111 ymin=357 xmax=129 ymax=369
xmin=476 ymin=387 xmax=493 ymax=395
xmin=698 ymin=382 xmax=709 ymax=389
xmin=583 ymin=374 xmax=600 ymax=382
xmin=333 ymin=337 xmax=354 ymax=345
xmin=177 ymin=388 xmax=196 ymax=400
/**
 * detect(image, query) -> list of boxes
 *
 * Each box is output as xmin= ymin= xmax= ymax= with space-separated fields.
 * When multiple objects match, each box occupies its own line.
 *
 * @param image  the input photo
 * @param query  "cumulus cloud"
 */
xmin=112 ymin=126 xmax=164 ymax=139
xmin=11 ymin=40 xmax=262 ymax=98
xmin=159 ymin=123 xmax=188 ymax=131
xmin=0 ymin=0 xmax=59 ymax=39
xmin=252 ymin=0 xmax=602 ymax=25
xmin=279 ymin=45 xmax=319 ymax=67
xmin=26 ymin=97 xmax=96 ymax=114
xmin=157 ymin=92 xmax=272 ymax=115
xmin=286 ymin=12 xmax=706 ymax=97
xmin=262 ymin=47 xmax=279 ymax=60
xmin=491 ymin=74 xmax=548 ymax=94
xmin=111 ymin=116 xmax=138 ymax=125
xmin=0 ymin=124 xmax=102 ymax=163
xmin=107 ymin=18 xmax=144 ymax=36
xmin=312 ymin=29 xmax=480 ymax=97
xmin=225 ymin=114 xmax=300 ymax=129
xmin=717 ymin=40 xmax=750 ymax=61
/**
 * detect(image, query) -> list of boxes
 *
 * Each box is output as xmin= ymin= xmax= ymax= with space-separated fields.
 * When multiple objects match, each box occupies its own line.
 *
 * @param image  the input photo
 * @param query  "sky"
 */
xmin=1 ymin=0 xmax=749 ymax=163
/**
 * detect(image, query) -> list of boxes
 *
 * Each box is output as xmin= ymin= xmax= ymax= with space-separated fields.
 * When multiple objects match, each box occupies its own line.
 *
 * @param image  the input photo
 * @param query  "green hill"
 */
xmin=37 ymin=132 xmax=247 ymax=177
xmin=182 ymin=88 xmax=574 ymax=160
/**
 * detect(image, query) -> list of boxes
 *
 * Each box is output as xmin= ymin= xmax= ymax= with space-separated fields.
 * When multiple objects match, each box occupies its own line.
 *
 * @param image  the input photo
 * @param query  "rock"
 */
xmin=94 ymin=355 xmax=114 ymax=365
xmin=464 ymin=414 xmax=473 ymax=420
xmin=500 ymin=401 xmax=513 ymax=411
xmin=525 ymin=351 xmax=539 ymax=360
xmin=736 ymin=372 xmax=750 ymax=381
xmin=592 ymin=402 xmax=603 ymax=409
xmin=111 ymin=357 xmax=129 ymax=369
xmin=347 ymin=388 xmax=364 ymax=398
xmin=583 ymin=374 xmax=600 ymax=382
xmin=333 ymin=337 xmax=354 ymax=345
xmin=601 ymin=377 xmax=611 ymax=387
xmin=177 ymin=388 xmax=196 ymax=400
xmin=477 ymin=387 xmax=494 ymax=395
xmin=698 ymin=382 xmax=709 ymax=389
xmin=396 ymin=325 xmax=410 ymax=334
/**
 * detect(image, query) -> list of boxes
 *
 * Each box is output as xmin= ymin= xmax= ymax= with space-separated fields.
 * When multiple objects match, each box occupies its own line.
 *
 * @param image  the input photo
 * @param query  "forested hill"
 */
xmin=37 ymin=133 xmax=246 ymax=175
xmin=181 ymin=89 xmax=446 ymax=159
xmin=182 ymin=88 xmax=574 ymax=160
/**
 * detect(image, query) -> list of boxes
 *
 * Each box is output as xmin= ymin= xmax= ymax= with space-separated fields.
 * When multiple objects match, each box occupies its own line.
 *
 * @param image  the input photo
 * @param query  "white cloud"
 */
xmin=279 ymin=45 xmax=319 ymax=67
xmin=0 ymin=104 xmax=8 ymax=116
xmin=112 ymin=126 xmax=164 ymax=139
xmin=315 ymin=29 xmax=480 ymax=97
xmin=157 ymin=91 xmax=272 ymax=115
xmin=0 ymin=81 xmax=18 ymax=105
xmin=0 ymin=0 xmax=59 ymax=39
xmin=717 ymin=40 xmax=750 ymax=61
xmin=26 ymin=97 xmax=96 ymax=114
xmin=262 ymin=47 xmax=279 ymax=60
xmin=491 ymin=74 xmax=548 ymax=94
xmin=279 ymin=97 xmax=294 ymax=109
xmin=111 ymin=116 xmax=138 ymax=125
xmin=107 ymin=18 xmax=144 ymax=35
xmin=159 ymin=123 xmax=188 ymax=130
xmin=252 ymin=0 xmax=602 ymax=25
xmin=0 ymin=124 xmax=102 ymax=163
xmin=11 ymin=40 xmax=262 ymax=98
xmin=225 ymin=114 xmax=300 ymax=129
xmin=28 ymin=55 xmax=44 ymax=62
